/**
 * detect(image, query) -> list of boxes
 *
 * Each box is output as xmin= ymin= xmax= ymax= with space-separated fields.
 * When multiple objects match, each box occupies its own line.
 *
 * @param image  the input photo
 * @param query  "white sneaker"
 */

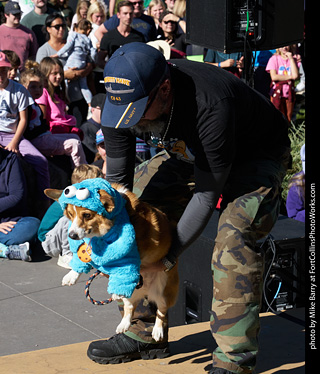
xmin=7 ymin=242 xmax=31 ymax=262
xmin=57 ymin=253 xmax=73 ymax=269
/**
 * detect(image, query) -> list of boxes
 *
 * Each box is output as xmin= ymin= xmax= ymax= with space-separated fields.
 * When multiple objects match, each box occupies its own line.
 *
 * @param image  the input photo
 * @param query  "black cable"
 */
xmin=262 ymin=235 xmax=283 ymax=315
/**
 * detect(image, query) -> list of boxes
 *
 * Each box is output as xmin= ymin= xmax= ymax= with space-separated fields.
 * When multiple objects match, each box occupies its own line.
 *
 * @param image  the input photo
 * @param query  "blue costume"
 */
xmin=58 ymin=178 xmax=141 ymax=298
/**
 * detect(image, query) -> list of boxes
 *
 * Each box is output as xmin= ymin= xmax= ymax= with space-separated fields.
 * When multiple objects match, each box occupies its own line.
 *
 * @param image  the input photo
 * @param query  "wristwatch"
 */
xmin=161 ymin=256 xmax=177 ymax=272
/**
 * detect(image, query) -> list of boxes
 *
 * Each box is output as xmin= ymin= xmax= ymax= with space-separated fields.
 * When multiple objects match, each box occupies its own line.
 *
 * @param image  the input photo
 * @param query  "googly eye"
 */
xmin=63 ymin=185 xmax=77 ymax=198
xmin=76 ymin=187 xmax=90 ymax=200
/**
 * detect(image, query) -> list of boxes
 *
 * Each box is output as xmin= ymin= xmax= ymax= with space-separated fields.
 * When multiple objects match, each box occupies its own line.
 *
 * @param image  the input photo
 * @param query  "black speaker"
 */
xmin=259 ymin=217 xmax=305 ymax=313
xmin=186 ymin=0 xmax=305 ymax=53
xmin=168 ymin=211 xmax=218 ymax=327
xmin=168 ymin=214 xmax=305 ymax=327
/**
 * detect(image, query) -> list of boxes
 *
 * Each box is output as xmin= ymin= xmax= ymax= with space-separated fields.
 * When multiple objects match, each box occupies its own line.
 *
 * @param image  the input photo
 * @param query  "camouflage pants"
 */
xmin=211 ymin=156 xmax=288 ymax=374
xmin=121 ymin=149 xmax=289 ymax=373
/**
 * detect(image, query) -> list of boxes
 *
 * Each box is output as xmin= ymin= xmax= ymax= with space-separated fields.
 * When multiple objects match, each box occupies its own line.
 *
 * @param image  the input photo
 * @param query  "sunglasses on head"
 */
xmin=50 ymin=24 xmax=66 ymax=30
xmin=131 ymin=1 xmax=143 ymax=5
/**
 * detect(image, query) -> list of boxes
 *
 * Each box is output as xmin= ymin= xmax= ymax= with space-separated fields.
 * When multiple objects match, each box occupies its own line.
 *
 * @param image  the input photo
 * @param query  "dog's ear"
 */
xmin=44 ymin=188 xmax=63 ymax=201
xmin=99 ymin=189 xmax=115 ymax=213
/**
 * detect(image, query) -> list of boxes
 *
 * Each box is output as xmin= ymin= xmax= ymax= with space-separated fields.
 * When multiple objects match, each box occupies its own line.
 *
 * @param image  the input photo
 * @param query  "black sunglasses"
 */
xmin=163 ymin=20 xmax=176 ymax=24
xmin=50 ymin=24 xmax=66 ymax=30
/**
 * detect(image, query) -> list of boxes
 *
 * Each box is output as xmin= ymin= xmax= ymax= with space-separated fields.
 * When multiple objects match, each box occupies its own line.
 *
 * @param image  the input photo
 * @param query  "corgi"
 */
xmin=45 ymin=182 xmax=179 ymax=342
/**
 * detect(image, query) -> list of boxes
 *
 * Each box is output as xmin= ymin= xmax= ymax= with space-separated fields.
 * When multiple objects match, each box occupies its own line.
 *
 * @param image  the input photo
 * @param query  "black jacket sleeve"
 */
xmin=101 ymin=126 xmax=137 ymax=190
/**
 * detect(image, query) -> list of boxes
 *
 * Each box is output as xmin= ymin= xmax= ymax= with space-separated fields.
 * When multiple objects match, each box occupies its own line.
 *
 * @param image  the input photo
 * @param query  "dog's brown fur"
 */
xmin=44 ymin=183 xmax=179 ymax=341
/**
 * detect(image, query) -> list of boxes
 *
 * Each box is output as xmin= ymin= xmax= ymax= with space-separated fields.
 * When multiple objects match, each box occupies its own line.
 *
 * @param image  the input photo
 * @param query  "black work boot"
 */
xmin=87 ymin=333 xmax=170 ymax=364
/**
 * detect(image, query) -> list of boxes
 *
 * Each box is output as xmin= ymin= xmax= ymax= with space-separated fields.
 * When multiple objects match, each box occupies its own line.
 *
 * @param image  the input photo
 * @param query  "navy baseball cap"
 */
xmin=101 ymin=42 xmax=168 ymax=129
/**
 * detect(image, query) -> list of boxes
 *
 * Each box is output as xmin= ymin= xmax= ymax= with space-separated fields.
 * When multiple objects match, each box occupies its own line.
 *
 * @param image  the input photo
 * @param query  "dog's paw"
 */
xmin=116 ymin=317 xmax=131 ymax=334
xmin=152 ymin=326 xmax=164 ymax=342
xmin=62 ymin=270 xmax=81 ymax=286
xmin=111 ymin=294 xmax=123 ymax=301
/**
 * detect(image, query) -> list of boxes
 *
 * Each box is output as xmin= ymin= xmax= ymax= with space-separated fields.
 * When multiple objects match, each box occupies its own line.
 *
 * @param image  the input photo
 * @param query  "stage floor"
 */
xmin=0 ymin=306 xmax=305 ymax=374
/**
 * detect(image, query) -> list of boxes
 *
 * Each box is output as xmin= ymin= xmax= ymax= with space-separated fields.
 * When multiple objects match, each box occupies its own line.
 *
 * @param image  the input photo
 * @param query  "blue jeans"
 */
xmin=0 ymin=132 xmax=50 ymax=200
xmin=0 ymin=217 xmax=40 ymax=246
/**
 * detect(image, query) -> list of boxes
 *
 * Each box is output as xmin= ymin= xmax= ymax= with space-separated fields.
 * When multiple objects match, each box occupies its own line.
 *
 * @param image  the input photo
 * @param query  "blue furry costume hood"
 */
xmin=58 ymin=178 xmax=141 ymax=298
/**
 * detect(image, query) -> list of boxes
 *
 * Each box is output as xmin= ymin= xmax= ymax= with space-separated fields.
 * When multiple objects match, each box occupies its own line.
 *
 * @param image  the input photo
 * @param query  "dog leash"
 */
xmin=85 ymin=271 xmax=113 ymax=305
xmin=85 ymin=271 xmax=144 ymax=305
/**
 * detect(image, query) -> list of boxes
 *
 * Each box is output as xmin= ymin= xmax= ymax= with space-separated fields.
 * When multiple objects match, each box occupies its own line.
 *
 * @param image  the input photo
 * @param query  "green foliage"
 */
xmin=281 ymin=122 xmax=305 ymax=201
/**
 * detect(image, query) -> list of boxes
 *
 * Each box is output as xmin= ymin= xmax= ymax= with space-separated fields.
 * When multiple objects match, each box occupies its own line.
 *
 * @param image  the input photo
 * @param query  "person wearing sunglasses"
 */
xmin=36 ymin=13 xmax=68 ymax=63
xmin=20 ymin=0 xmax=56 ymax=47
xmin=157 ymin=9 xmax=187 ymax=58
xmin=87 ymin=42 xmax=291 ymax=374
xmin=94 ymin=0 xmax=157 ymax=45
xmin=0 ymin=1 xmax=38 ymax=71
xmin=36 ymin=12 xmax=93 ymax=126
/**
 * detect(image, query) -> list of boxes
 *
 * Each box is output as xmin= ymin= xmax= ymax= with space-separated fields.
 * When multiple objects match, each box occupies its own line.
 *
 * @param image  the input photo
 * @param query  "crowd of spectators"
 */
xmin=0 ymin=0 xmax=305 ymax=262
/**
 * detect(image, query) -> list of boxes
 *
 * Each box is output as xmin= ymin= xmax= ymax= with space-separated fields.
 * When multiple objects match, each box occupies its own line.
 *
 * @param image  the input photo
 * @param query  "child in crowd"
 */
xmin=37 ymin=164 xmax=104 ymax=268
xmin=37 ymin=56 xmax=84 ymax=139
xmin=286 ymin=144 xmax=305 ymax=223
xmin=2 ymin=50 xmax=21 ymax=81
xmin=266 ymin=45 xmax=300 ymax=123
xmin=0 ymin=51 xmax=51 ymax=206
xmin=20 ymin=60 xmax=87 ymax=168
xmin=80 ymin=92 xmax=105 ymax=162
xmin=71 ymin=0 xmax=90 ymax=30
xmin=51 ymin=19 xmax=96 ymax=108
xmin=0 ymin=147 xmax=40 ymax=262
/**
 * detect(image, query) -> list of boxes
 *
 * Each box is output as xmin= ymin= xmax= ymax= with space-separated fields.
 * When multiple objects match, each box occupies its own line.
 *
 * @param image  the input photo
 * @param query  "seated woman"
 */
xmin=0 ymin=147 xmax=40 ymax=261
xmin=157 ymin=10 xmax=187 ymax=58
